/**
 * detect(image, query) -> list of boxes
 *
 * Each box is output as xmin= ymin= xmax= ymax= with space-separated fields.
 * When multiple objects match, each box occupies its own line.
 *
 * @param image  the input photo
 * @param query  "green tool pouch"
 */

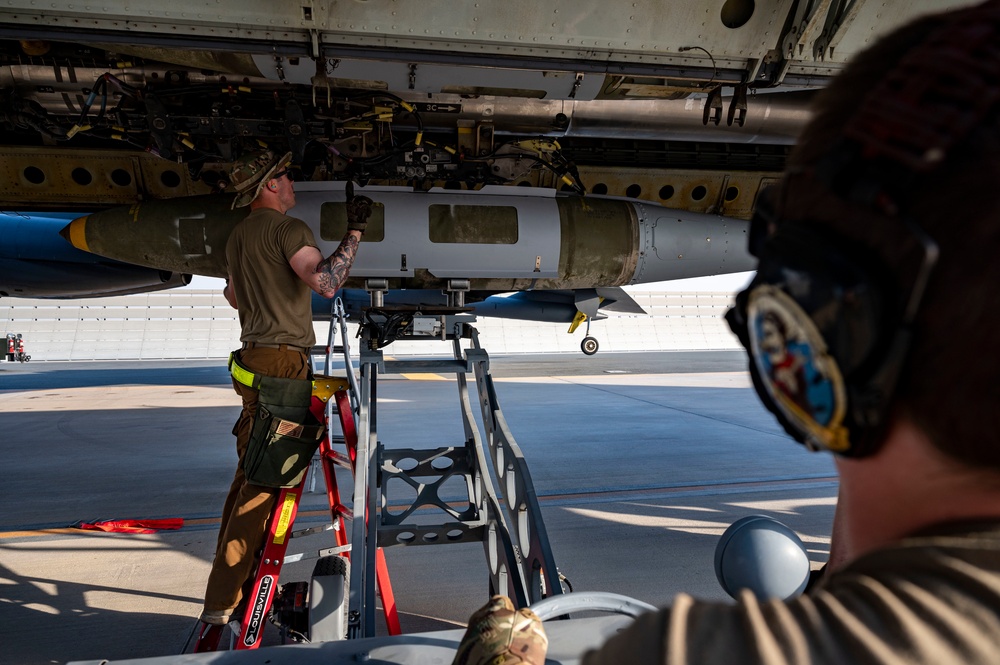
xmin=242 ymin=374 xmax=325 ymax=488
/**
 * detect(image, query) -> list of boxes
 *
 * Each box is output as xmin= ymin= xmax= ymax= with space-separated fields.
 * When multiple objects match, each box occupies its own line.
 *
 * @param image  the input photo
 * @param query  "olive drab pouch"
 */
xmin=242 ymin=374 xmax=325 ymax=488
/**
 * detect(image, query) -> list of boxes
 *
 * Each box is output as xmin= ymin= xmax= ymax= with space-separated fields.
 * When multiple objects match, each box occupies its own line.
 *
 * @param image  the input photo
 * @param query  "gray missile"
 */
xmin=61 ymin=183 xmax=753 ymax=290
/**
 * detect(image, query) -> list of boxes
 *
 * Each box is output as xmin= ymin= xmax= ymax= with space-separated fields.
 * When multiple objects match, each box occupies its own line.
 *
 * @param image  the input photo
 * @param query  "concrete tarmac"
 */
xmin=0 ymin=350 xmax=837 ymax=664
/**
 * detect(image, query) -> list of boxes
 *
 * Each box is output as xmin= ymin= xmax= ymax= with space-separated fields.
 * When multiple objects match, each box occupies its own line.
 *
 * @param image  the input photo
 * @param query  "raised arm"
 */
xmin=290 ymin=183 xmax=372 ymax=298
xmin=290 ymin=230 xmax=362 ymax=298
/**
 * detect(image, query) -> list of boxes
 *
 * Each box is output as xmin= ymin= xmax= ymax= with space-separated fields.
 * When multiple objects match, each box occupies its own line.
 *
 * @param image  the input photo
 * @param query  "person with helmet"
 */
xmin=200 ymin=150 xmax=372 ymax=626
xmin=453 ymin=2 xmax=1000 ymax=663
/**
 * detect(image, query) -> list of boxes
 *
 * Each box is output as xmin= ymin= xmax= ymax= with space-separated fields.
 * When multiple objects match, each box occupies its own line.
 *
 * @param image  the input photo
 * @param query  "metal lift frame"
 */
xmin=344 ymin=286 xmax=564 ymax=638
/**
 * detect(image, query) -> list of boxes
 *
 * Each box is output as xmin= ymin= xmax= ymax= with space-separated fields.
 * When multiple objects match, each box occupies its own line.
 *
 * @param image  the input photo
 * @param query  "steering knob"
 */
xmin=714 ymin=515 xmax=811 ymax=601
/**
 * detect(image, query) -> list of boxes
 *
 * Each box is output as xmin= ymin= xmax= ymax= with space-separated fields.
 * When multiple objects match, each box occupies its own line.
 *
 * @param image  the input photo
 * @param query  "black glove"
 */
xmin=345 ymin=181 xmax=373 ymax=234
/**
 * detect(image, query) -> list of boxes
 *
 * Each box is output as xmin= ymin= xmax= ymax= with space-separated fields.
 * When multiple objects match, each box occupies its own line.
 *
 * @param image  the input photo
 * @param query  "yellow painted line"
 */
xmin=182 ymin=517 xmax=221 ymax=526
xmin=0 ymin=528 xmax=81 ymax=539
xmin=400 ymin=373 xmax=449 ymax=381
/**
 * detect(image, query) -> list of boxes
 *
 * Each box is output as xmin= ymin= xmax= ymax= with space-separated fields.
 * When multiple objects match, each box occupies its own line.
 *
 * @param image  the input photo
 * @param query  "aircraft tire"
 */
xmin=581 ymin=337 xmax=599 ymax=355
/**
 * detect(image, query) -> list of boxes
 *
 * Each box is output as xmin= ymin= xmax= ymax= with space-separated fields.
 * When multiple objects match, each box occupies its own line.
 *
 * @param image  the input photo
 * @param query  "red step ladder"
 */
xmin=194 ymin=379 xmax=400 ymax=652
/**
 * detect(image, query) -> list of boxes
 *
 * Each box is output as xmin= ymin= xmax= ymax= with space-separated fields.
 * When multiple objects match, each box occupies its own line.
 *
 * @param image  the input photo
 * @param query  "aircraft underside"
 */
xmin=0 ymin=0 xmax=972 ymax=213
xmin=0 ymin=0 xmax=973 ymax=323
xmin=0 ymin=40 xmax=793 ymax=217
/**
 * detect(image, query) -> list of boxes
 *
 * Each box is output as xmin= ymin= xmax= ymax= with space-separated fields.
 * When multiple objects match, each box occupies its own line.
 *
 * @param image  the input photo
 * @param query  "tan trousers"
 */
xmin=203 ymin=347 xmax=311 ymax=613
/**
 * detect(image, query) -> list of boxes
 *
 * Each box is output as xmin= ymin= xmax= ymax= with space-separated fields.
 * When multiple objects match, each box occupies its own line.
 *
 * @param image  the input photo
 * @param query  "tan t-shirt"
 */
xmin=583 ymin=521 xmax=1000 ymax=665
xmin=226 ymin=207 xmax=318 ymax=348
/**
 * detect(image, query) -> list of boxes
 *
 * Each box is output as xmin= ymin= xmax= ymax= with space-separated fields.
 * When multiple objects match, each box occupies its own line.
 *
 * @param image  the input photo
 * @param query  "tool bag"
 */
xmin=236 ymin=357 xmax=325 ymax=488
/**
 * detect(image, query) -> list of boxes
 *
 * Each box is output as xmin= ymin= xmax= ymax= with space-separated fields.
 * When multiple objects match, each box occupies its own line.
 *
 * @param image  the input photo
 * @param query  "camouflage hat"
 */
xmin=229 ymin=149 xmax=292 ymax=209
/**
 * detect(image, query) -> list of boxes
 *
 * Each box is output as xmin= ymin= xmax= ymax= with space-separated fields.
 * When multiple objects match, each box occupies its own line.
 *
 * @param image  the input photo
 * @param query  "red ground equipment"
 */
xmin=5 ymin=333 xmax=29 ymax=362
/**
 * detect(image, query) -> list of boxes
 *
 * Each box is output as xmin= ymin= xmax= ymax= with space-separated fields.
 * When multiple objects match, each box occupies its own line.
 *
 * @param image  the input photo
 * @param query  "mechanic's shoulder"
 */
xmin=835 ymin=520 xmax=1000 ymax=577
xmin=273 ymin=210 xmax=310 ymax=229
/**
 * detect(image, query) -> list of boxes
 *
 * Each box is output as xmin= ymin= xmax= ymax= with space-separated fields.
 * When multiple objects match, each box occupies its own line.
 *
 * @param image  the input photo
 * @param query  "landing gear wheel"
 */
xmin=581 ymin=336 xmax=599 ymax=355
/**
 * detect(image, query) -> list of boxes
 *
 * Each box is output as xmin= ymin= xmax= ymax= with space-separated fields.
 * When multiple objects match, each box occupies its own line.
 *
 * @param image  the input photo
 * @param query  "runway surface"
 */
xmin=0 ymin=350 xmax=837 ymax=664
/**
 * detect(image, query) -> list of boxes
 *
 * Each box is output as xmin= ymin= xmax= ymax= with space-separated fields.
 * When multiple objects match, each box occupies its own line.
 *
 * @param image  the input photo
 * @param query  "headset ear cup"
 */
xmin=730 ymin=283 xmax=813 ymax=448
xmin=745 ymin=345 xmax=810 ymax=447
xmin=745 ymin=284 xmax=852 ymax=454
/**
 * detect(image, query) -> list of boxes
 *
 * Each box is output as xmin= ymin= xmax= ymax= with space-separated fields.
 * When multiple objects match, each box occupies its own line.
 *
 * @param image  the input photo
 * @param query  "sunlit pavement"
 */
xmin=0 ymin=352 xmax=835 ymax=664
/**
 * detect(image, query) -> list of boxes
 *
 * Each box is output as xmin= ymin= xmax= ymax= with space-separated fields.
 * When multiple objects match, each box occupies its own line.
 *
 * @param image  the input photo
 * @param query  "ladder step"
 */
xmin=324 ymin=449 xmax=354 ymax=469
xmin=283 ymin=543 xmax=351 ymax=565
xmin=290 ymin=522 xmax=337 ymax=539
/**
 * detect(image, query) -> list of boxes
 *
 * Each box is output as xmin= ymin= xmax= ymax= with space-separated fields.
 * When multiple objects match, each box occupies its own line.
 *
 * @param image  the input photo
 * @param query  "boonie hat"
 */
xmin=229 ymin=149 xmax=293 ymax=209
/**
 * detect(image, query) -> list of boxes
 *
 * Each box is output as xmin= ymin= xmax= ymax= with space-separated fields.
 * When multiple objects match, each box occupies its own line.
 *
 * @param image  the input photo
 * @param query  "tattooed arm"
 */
xmin=315 ymin=231 xmax=361 ymax=297
xmin=290 ymin=229 xmax=362 ymax=298
xmin=291 ymin=184 xmax=372 ymax=298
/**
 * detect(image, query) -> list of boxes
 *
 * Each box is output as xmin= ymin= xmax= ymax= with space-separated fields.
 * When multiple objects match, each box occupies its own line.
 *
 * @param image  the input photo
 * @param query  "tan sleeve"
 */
xmin=277 ymin=216 xmax=318 ymax=261
xmin=581 ymin=606 xmax=669 ymax=665
xmin=581 ymin=535 xmax=1000 ymax=665
xmin=580 ymin=593 xmax=782 ymax=665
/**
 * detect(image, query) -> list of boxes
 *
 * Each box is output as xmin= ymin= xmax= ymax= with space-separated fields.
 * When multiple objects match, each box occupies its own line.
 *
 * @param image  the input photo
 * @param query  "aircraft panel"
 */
xmin=0 ymin=0 xmax=974 ymax=302
xmin=806 ymin=0 xmax=981 ymax=63
xmin=291 ymin=184 xmax=563 ymax=280
xmin=0 ymin=147 xmax=211 ymax=210
xmin=0 ymin=0 xmax=970 ymax=80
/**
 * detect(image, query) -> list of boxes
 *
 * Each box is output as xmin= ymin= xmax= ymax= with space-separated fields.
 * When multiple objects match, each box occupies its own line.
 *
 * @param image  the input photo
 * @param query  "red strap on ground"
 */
xmin=75 ymin=518 xmax=184 ymax=534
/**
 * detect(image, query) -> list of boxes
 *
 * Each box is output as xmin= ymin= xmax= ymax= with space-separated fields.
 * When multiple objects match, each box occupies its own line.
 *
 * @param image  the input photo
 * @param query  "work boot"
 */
xmin=451 ymin=595 xmax=548 ymax=665
xmin=199 ymin=609 xmax=232 ymax=626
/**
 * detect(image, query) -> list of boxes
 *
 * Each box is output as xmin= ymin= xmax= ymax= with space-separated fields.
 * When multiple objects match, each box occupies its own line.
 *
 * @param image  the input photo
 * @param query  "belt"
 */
xmin=229 ymin=352 xmax=261 ymax=389
xmin=242 ymin=341 xmax=310 ymax=354
xmin=230 ymin=351 xmax=342 ymax=397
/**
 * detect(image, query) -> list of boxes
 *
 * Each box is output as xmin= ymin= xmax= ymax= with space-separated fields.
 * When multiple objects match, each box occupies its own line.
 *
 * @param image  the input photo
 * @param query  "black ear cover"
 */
xmin=727 ymin=223 xmax=895 ymax=456
xmin=725 ymin=2 xmax=998 ymax=456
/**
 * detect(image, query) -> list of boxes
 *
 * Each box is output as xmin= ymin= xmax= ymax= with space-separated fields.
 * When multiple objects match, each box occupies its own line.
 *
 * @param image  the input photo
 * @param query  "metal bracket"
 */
xmin=309 ymin=28 xmax=321 ymax=60
xmin=365 ymin=279 xmax=388 ymax=309
xmin=815 ymin=0 xmax=867 ymax=61
xmin=447 ymin=279 xmax=471 ymax=308
xmin=727 ymin=83 xmax=748 ymax=127
xmin=272 ymin=51 xmax=286 ymax=82
xmin=703 ymin=85 xmax=723 ymax=126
